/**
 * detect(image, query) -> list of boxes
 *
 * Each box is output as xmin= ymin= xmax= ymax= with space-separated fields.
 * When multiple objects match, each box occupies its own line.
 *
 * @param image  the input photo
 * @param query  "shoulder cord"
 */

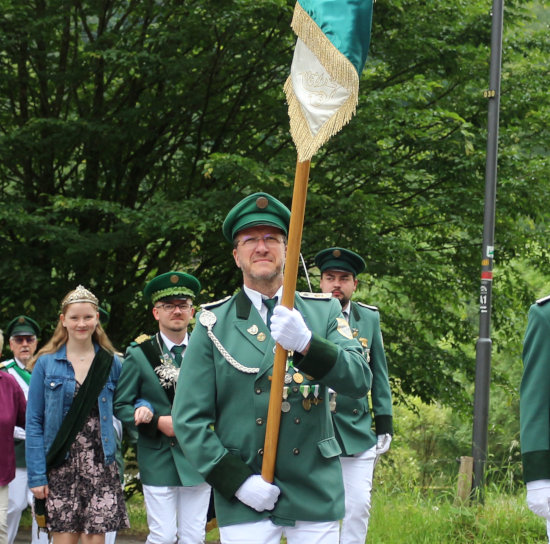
xmin=199 ymin=310 xmax=259 ymax=374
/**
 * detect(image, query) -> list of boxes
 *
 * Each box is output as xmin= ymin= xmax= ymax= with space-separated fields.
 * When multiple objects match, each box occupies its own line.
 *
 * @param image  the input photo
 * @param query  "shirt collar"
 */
xmin=243 ymin=285 xmax=283 ymax=318
xmin=159 ymin=331 xmax=189 ymax=352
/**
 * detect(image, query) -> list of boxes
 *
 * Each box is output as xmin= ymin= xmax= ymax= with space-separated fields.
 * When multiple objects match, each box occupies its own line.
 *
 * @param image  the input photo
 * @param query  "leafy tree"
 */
xmin=0 ymin=0 xmax=548 ymax=419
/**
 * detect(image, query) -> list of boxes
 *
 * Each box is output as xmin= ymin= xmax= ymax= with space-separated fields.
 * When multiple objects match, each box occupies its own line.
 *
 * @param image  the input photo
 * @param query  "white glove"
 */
xmin=235 ymin=475 xmax=281 ymax=512
xmin=14 ymin=426 xmax=26 ymax=441
xmin=526 ymin=480 xmax=550 ymax=519
xmin=270 ymin=306 xmax=312 ymax=354
xmin=376 ymin=433 xmax=392 ymax=455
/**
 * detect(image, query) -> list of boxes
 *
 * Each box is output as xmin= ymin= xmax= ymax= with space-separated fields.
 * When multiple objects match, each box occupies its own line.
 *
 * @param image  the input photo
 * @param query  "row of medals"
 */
xmin=281 ymin=355 xmax=337 ymax=413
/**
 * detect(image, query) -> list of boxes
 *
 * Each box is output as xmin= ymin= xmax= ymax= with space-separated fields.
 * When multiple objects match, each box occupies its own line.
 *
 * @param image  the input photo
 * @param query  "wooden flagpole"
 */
xmin=261 ymin=158 xmax=311 ymax=483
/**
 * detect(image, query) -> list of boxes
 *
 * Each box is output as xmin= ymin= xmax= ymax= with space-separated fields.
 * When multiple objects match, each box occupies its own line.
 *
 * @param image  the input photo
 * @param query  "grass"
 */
xmin=367 ymin=484 xmax=548 ymax=543
xmin=19 ymin=485 xmax=548 ymax=543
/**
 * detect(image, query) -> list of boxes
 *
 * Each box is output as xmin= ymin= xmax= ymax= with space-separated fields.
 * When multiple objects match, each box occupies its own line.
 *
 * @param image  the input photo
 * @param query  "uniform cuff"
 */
xmin=293 ymin=332 xmax=338 ymax=379
xmin=205 ymin=452 xmax=254 ymax=500
xmin=522 ymin=451 xmax=550 ymax=483
xmin=139 ymin=413 xmax=160 ymax=438
xmin=374 ymin=415 xmax=393 ymax=436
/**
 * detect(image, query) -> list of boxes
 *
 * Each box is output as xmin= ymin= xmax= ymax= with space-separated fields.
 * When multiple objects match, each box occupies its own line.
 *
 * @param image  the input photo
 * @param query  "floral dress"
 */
xmin=46 ymin=383 xmax=129 ymax=534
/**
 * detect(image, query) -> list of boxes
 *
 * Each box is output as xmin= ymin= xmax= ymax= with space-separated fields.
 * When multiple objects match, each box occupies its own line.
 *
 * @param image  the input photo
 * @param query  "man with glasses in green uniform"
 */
xmin=114 ymin=272 xmax=211 ymax=544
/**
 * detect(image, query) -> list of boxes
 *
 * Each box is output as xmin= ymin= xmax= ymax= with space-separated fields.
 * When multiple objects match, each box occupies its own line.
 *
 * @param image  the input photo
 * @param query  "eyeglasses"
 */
xmin=156 ymin=303 xmax=193 ymax=313
xmin=11 ymin=335 xmax=37 ymax=344
xmin=237 ymin=234 xmax=284 ymax=249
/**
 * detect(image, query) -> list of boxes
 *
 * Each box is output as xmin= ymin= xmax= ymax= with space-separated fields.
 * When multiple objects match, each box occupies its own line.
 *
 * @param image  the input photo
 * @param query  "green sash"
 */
xmin=3 ymin=360 xmax=31 ymax=385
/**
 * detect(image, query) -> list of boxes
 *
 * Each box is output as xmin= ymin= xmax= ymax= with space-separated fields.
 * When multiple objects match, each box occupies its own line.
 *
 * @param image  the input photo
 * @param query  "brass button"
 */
xmin=353 ymin=408 xmax=359 ymax=415
xmin=256 ymin=418 xmax=264 ymax=425
xmin=255 ymin=388 xmax=262 ymax=394
xmin=294 ymin=418 xmax=301 ymax=424
xmin=258 ymin=448 xmax=264 ymax=455
xmin=293 ymin=448 xmax=300 ymax=455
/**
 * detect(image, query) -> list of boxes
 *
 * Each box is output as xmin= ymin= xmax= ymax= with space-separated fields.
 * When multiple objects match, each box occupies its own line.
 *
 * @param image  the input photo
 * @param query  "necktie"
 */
xmin=171 ymin=345 xmax=185 ymax=366
xmin=343 ymin=311 xmax=350 ymax=323
xmin=264 ymin=297 xmax=278 ymax=328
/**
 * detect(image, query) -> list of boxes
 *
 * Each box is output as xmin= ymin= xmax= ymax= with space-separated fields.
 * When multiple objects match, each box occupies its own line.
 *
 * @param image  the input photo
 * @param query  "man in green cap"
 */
xmin=0 ymin=316 xmax=47 ymax=544
xmin=114 ymin=272 xmax=211 ymax=544
xmin=315 ymin=247 xmax=393 ymax=544
xmin=172 ymin=193 xmax=371 ymax=544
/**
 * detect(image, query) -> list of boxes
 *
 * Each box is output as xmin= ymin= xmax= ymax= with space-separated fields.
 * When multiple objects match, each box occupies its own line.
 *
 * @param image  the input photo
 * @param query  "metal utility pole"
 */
xmin=471 ymin=0 xmax=504 ymax=499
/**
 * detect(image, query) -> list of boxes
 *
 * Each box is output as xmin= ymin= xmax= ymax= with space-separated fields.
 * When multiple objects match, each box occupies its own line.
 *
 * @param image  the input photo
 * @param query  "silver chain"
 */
xmin=199 ymin=310 xmax=259 ymax=374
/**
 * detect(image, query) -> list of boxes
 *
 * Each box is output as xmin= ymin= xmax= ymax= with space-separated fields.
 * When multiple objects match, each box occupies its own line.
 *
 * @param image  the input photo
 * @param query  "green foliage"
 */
xmin=0 ymin=0 xmax=548 ymax=423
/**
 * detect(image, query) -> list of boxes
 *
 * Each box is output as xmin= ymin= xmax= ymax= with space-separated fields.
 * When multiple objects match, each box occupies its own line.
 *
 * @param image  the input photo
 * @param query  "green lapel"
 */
xmin=234 ymin=290 xmax=276 ymax=379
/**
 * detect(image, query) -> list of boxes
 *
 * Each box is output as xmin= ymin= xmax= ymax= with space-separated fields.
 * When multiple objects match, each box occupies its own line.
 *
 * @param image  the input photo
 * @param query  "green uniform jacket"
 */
xmin=520 ymin=296 xmax=550 ymax=483
xmin=0 ymin=360 xmax=29 ymax=468
xmin=332 ymin=302 xmax=393 ymax=455
xmin=172 ymin=290 xmax=371 ymax=527
xmin=114 ymin=336 xmax=204 ymax=487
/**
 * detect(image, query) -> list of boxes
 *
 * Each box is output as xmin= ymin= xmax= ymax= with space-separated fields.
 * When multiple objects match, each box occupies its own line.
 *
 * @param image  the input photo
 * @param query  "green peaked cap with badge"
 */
xmin=6 ymin=315 xmax=41 ymax=338
xmin=222 ymin=192 xmax=291 ymax=242
xmin=314 ymin=247 xmax=366 ymax=277
xmin=144 ymin=271 xmax=201 ymax=305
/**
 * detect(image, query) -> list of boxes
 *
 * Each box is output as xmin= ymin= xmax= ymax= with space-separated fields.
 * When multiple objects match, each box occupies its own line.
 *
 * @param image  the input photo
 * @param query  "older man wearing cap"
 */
xmin=114 ymin=272 xmax=211 ymax=544
xmin=0 ymin=316 xmax=48 ymax=544
xmin=172 ymin=193 xmax=371 ymax=544
xmin=315 ymin=247 xmax=393 ymax=544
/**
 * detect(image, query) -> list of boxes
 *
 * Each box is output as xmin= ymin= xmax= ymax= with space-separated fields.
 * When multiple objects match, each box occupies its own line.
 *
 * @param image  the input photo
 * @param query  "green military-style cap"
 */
xmin=314 ymin=247 xmax=366 ymax=277
xmin=222 ymin=192 xmax=291 ymax=242
xmin=144 ymin=271 xmax=201 ymax=305
xmin=6 ymin=315 xmax=41 ymax=338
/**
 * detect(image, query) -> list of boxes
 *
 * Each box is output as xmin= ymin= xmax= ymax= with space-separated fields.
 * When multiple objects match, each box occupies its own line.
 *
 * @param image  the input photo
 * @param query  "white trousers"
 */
xmin=1 ymin=485 xmax=8 ymax=544
xmin=339 ymin=445 xmax=377 ymax=544
xmin=220 ymin=519 xmax=340 ymax=544
xmin=7 ymin=468 xmax=48 ymax=544
xmin=143 ymin=483 xmax=211 ymax=544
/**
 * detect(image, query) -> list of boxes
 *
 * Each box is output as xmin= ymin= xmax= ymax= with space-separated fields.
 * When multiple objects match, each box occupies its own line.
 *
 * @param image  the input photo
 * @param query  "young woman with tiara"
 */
xmin=25 ymin=285 xmax=129 ymax=544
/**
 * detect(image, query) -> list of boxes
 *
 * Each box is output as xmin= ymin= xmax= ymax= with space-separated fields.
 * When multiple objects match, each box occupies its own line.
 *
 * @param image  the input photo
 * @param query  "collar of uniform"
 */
xmin=242 ymin=285 xmax=283 ymax=322
xmin=350 ymin=301 xmax=362 ymax=322
xmin=159 ymin=330 xmax=189 ymax=352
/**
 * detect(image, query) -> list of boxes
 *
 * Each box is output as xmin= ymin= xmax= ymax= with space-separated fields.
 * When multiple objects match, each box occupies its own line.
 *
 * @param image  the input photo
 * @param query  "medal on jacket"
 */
xmin=154 ymin=337 xmax=180 ymax=389
xmin=281 ymin=386 xmax=290 ymax=413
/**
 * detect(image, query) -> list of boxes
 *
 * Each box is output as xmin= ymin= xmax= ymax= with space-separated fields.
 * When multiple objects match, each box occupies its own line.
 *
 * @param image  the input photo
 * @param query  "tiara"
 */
xmin=62 ymin=285 xmax=99 ymax=309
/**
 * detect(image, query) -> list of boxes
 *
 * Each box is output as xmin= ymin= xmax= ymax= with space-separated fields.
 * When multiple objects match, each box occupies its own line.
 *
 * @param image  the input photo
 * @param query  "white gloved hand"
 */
xmin=376 ymin=433 xmax=392 ymax=455
xmin=526 ymin=480 xmax=550 ymax=519
xmin=235 ymin=475 xmax=281 ymax=512
xmin=270 ymin=305 xmax=312 ymax=354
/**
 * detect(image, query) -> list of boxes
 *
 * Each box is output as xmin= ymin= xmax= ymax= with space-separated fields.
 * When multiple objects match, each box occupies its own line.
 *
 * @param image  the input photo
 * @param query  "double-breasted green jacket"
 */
xmin=172 ymin=290 xmax=372 ymax=527
xmin=114 ymin=336 xmax=203 ymax=487
xmin=332 ymin=301 xmax=393 ymax=455
xmin=520 ymin=296 xmax=550 ymax=483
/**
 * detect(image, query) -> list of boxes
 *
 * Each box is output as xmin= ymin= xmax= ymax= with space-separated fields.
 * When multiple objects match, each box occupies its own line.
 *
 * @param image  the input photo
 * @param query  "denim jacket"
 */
xmin=26 ymin=343 xmax=122 ymax=488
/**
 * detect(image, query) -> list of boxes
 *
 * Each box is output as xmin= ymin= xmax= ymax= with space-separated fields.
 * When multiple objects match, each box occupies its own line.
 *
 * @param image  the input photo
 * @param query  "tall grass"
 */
xmin=367 ymin=482 xmax=547 ymax=543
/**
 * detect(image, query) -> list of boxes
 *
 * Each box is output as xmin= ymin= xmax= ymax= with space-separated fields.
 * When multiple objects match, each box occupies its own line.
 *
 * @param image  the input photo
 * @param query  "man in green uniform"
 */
xmin=172 ymin=192 xmax=372 ymax=544
xmin=520 ymin=295 xmax=550 ymax=542
xmin=315 ymin=247 xmax=393 ymax=544
xmin=0 ymin=316 xmax=48 ymax=544
xmin=114 ymin=272 xmax=211 ymax=544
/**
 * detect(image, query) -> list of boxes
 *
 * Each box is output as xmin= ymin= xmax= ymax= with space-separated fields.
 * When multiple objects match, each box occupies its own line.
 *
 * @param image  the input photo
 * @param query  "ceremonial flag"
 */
xmin=284 ymin=0 xmax=374 ymax=162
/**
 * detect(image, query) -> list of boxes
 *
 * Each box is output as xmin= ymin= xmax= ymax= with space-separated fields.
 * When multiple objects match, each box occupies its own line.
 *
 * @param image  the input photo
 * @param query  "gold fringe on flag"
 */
xmin=284 ymin=2 xmax=360 ymax=162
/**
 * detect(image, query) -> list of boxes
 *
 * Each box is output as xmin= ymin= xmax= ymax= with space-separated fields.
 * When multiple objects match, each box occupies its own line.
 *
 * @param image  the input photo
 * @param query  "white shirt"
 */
xmin=243 ymin=285 xmax=283 ymax=324
xmin=159 ymin=331 xmax=189 ymax=357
